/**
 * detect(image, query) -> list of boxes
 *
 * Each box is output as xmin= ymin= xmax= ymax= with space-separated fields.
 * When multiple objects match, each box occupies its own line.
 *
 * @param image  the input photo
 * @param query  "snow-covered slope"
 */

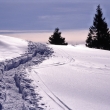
xmin=0 ymin=35 xmax=28 ymax=61
xmin=1 ymin=35 xmax=110 ymax=110
xmin=31 ymin=44 xmax=110 ymax=110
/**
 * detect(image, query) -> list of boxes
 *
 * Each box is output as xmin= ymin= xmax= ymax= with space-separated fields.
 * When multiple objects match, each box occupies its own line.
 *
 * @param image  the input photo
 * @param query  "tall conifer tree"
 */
xmin=86 ymin=5 xmax=110 ymax=50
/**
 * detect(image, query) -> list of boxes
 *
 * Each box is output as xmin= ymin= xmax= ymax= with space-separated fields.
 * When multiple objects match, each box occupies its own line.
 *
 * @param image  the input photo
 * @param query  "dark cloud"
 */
xmin=0 ymin=0 xmax=110 ymax=30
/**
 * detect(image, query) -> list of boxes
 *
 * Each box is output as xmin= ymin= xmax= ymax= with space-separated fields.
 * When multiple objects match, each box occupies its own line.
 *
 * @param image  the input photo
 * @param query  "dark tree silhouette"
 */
xmin=86 ymin=5 xmax=110 ymax=50
xmin=49 ymin=28 xmax=68 ymax=45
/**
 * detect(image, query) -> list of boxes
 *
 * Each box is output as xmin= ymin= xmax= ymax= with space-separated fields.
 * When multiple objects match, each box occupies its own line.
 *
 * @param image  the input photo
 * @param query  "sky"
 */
xmin=0 ymin=0 xmax=110 ymax=43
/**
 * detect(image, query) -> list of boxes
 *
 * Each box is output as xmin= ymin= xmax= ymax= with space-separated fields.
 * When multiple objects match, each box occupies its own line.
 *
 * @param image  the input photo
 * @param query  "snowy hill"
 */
xmin=31 ymin=44 xmax=110 ymax=110
xmin=0 ymin=35 xmax=110 ymax=110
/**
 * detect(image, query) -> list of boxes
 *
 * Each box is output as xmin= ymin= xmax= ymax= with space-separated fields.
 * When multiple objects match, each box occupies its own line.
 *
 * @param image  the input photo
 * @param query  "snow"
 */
xmin=0 ymin=35 xmax=28 ymax=61
xmin=31 ymin=44 xmax=110 ymax=110
xmin=0 ymin=35 xmax=53 ymax=110
xmin=0 ymin=35 xmax=110 ymax=110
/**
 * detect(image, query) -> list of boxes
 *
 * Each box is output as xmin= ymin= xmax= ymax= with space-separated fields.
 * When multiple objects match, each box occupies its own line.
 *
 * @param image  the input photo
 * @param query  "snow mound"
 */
xmin=0 ymin=35 xmax=28 ymax=61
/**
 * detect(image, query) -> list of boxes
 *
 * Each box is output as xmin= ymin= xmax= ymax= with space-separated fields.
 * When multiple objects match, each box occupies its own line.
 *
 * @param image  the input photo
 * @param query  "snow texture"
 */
xmin=0 ymin=35 xmax=53 ymax=110
xmin=31 ymin=44 xmax=110 ymax=110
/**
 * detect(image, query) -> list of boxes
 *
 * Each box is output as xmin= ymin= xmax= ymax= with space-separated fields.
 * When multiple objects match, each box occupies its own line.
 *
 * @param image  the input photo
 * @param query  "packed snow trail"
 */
xmin=0 ymin=35 xmax=55 ymax=110
xmin=31 ymin=44 xmax=110 ymax=110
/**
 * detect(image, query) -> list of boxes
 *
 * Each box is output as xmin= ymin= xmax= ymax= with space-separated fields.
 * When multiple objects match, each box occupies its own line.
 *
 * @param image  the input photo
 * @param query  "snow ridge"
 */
xmin=0 ymin=41 xmax=53 ymax=110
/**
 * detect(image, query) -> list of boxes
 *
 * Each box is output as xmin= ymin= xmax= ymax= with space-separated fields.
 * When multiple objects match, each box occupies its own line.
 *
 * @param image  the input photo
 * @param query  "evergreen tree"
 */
xmin=49 ymin=28 xmax=68 ymax=45
xmin=86 ymin=5 xmax=110 ymax=50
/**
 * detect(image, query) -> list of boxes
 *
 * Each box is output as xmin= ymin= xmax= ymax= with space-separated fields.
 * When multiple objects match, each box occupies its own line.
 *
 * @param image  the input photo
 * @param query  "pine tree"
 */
xmin=49 ymin=28 xmax=68 ymax=45
xmin=86 ymin=5 xmax=110 ymax=50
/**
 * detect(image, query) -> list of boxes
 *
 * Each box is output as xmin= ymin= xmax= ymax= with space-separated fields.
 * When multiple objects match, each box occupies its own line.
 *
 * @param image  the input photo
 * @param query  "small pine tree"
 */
xmin=86 ymin=5 xmax=110 ymax=50
xmin=49 ymin=28 xmax=68 ymax=45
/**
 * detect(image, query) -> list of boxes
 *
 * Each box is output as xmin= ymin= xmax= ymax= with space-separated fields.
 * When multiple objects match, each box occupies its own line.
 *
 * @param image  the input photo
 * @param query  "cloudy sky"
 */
xmin=0 ymin=0 xmax=110 ymax=43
